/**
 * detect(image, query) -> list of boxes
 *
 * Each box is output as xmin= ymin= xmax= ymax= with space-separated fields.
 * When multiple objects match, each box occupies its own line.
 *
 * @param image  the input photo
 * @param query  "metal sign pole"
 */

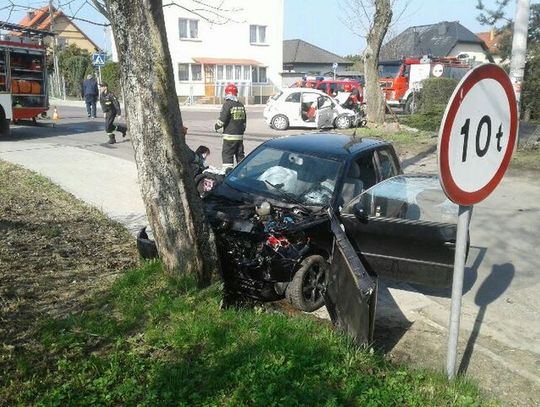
xmin=446 ymin=204 xmax=472 ymax=379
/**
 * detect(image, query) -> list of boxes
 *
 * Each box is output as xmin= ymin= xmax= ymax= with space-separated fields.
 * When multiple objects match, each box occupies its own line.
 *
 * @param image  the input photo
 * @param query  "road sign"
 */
xmin=437 ymin=63 xmax=518 ymax=379
xmin=432 ymin=64 xmax=444 ymax=77
xmin=332 ymin=62 xmax=338 ymax=70
xmin=438 ymin=63 xmax=518 ymax=206
xmin=92 ymin=53 xmax=106 ymax=66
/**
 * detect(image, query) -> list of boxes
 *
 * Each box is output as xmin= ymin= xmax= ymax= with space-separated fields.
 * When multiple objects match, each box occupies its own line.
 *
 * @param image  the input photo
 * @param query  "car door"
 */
xmin=340 ymin=175 xmax=461 ymax=287
xmin=282 ymin=91 xmax=302 ymax=126
xmin=316 ymin=96 xmax=334 ymax=128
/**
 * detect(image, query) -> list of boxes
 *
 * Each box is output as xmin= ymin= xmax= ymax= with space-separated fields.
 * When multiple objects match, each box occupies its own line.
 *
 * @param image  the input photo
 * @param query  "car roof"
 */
xmin=263 ymin=133 xmax=388 ymax=159
xmin=283 ymin=87 xmax=325 ymax=94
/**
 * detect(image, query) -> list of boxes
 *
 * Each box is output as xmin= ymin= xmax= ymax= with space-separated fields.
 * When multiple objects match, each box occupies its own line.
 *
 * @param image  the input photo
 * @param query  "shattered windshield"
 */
xmin=227 ymin=146 xmax=342 ymax=206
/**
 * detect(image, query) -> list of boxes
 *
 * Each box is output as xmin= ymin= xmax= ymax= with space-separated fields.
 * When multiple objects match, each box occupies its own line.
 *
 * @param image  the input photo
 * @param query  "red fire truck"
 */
xmin=378 ymin=55 xmax=471 ymax=113
xmin=0 ymin=22 xmax=53 ymax=136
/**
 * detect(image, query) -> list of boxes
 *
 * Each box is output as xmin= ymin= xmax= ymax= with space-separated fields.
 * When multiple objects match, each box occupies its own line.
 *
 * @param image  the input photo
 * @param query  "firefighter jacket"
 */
xmin=100 ymin=91 xmax=121 ymax=115
xmin=216 ymin=98 xmax=246 ymax=141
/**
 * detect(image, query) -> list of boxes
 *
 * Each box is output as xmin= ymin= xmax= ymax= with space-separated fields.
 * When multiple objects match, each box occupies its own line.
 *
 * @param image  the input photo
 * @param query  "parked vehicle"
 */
xmin=378 ymin=55 xmax=470 ymax=113
xmin=138 ymin=133 xmax=461 ymax=336
xmin=0 ymin=22 xmax=52 ymax=136
xmin=264 ymin=88 xmax=361 ymax=130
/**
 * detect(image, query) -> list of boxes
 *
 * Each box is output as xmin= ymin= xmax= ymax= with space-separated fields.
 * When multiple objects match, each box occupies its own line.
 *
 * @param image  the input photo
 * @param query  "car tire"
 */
xmin=271 ymin=114 xmax=289 ymax=130
xmin=286 ymin=255 xmax=328 ymax=312
xmin=0 ymin=110 xmax=9 ymax=137
xmin=334 ymin=114 xmax=351 ymax=129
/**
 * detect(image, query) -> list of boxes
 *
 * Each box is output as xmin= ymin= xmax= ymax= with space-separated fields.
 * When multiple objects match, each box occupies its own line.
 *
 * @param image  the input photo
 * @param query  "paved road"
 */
xmin=1 ymin=105 xmax=539 ymax=404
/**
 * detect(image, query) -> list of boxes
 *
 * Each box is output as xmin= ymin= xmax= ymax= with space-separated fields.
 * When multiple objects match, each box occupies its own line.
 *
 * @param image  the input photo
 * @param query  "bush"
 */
xmin=416 ymin=77 xmax=458 ymax=113
xmin=400 ymin=105 xmax=446 ymax=132
xmin=57 ymin=44 xmax=93 ymax=97
xmin=100 ymin=62 xmax=121 ymax=96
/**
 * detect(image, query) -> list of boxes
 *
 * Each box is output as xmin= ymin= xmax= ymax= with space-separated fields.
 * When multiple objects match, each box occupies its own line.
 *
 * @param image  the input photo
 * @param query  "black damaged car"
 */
xmin=138 ymin=133 xmax=461 ymax=345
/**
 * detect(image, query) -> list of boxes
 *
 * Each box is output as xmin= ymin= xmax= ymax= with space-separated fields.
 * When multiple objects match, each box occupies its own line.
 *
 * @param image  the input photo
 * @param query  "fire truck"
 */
xmin=378 ymin=55 xmax=471 ymax=113
xmin=0 ymin=22 xmax=53 ymax=136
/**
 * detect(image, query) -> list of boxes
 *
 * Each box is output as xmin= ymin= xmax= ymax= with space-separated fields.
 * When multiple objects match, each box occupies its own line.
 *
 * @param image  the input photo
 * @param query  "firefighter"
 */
xmin=341 ymin=82 xmax=361 ymax=109
xmin=99 ymin=82 xmax=126 ymax=144
xmin=214 ymin=83 xmax=246 ymax=169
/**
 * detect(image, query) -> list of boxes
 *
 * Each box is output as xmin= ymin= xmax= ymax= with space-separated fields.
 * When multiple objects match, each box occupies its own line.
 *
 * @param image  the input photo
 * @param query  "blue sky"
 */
xmin=3 ymin=0 xmax=519 ymax=56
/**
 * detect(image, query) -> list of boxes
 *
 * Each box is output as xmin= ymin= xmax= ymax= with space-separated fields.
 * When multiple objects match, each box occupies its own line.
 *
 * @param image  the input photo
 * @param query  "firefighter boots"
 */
xmin=108 ymin=134 xmax=116 ymax=144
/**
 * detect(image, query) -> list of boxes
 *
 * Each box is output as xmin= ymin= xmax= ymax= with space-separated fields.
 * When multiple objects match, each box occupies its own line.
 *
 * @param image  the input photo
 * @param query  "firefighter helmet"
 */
xmin=225 ymin=83 xmax=238 ymax=96
xmin=343 ymin=82 xmax=353 ymax=92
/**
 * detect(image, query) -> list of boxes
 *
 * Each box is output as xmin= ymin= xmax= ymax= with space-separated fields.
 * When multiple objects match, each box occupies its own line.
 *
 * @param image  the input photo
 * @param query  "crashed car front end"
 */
xmin=204 ymin=196 xmax=330 ymax=302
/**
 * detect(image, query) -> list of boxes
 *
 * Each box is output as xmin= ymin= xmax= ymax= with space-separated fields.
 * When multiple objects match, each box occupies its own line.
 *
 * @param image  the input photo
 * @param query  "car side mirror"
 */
xmin=353 ymin=202 xmax=368 ymax=224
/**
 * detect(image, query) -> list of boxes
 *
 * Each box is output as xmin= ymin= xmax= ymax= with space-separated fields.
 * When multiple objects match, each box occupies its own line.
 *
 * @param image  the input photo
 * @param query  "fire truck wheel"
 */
xmin=404 ymin=95 xmax=417 ymax=114
xmin=0 ymin=111 xmax=10 ymax=137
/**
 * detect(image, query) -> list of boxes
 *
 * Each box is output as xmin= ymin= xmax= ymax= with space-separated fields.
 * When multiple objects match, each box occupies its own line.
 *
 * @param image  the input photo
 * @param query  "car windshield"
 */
xmin=227 ymin=146 xmax=342 ymax=206
xmin=378 ymin=63 xmax=401 ymax=78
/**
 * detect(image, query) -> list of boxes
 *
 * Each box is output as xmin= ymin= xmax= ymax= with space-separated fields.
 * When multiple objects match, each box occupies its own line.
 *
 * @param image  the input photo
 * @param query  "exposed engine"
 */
xmin=205 ymin=199 xmax=328 ymax=299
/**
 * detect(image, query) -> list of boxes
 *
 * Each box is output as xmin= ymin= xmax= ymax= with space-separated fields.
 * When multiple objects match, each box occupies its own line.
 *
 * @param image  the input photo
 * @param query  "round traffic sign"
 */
xmin=438 ymin=64 xmax=518 ymax=205
xmin=432 ymin=64 xmax=444 ymax=77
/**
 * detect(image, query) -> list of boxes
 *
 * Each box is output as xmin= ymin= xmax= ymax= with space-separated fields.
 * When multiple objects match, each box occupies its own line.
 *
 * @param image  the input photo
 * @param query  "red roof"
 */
xmin=476 ymin=30 xmax=506 ymax=54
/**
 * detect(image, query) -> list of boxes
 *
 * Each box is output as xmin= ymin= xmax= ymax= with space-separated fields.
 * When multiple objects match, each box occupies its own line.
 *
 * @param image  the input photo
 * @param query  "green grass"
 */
xmin=399 ymin=108 xmax=445 ymax=132
xmin=510 ymin=149 xmax=540 ymax=172
xmin=1 ymin=261 xmax=495 ymax=406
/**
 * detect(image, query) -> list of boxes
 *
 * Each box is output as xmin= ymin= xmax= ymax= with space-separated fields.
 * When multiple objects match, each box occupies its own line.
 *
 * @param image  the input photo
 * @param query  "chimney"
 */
xmin=27 ymin=11 xmax=34 ymax=20
xmin=438 ymin=22 xmax=448 ymax=36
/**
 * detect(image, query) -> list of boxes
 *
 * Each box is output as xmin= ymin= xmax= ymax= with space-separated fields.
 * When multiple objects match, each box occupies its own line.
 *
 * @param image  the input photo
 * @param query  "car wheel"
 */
xmin=271 ymin=114 xmax=289 ymax=130
xmin=334 ymin=114 xmax=351 ymax=129
xmin=286 ymin=255 xmax=328 ymax=312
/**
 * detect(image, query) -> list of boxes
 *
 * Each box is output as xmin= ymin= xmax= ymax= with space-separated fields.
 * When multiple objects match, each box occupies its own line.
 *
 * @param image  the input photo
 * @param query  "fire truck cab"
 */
xmin=378 ymin=56 xmax=470 ymax=113
xmin=0 ymin=22 xmax=53 ymax=136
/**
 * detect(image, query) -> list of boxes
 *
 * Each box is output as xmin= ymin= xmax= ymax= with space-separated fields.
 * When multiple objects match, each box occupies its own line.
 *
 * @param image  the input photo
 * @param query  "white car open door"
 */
xmin=316 ymin=96 xmax=334 ymax=129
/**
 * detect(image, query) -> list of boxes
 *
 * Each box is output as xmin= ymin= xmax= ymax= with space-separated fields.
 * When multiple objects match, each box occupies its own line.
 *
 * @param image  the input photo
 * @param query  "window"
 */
xmin=217 ymin=65 xmax=224 ymax=80
xmin=225 ymin=65 xmax=233 ymax=80
xmin=234 ymin=65 xmax=241 ymax=81
xmin=285 ymin=92 xmax=301 ymax=103
xmin=243 ymin=65 xmax=251 ymax=80
xmin=377 ymin=149 xmax=398 ymax=180
xmin=249 ymin=25 xmax=267 ymax=44
xmin=179 ymin=18 xmax=199 ymax=39
xmin=258 ymin=67 xmax=267 ymax=83
xmin=191 ymin=64 xmax=202 ymax=81
xmin=178 ymin=63 xmax=189 ymax=81
xmin=251 ymin=66 xmax=258 ymax=83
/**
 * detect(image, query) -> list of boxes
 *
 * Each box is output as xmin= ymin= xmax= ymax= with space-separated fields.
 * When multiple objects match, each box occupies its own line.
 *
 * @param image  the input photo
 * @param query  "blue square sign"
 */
xmin=92 ymin=53 xmax=106 ymax=66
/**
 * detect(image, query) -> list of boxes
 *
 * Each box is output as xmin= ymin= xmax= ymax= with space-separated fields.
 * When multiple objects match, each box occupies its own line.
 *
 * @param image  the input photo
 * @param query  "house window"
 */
xmin=191 ymin=64 xmax=202 ymax=81
xmin=250 ymin=25 xmax=267 ymax=44
xmin=234 ymin=65 xmax=241 ymax=81
xmin=251 ymin=66 xmax=267 ymax=83
xmin=179 ymin=18 xmax=198 ymax=39
xmin=217 ymin=65 xmax=224 ymax=80
xmin=178 ymin=63 xmax=189 ymax=81
xmin=225 ymin=65 xmax=233 ymax=80
xmin=243 ymin=65 xmax=251 ymax=80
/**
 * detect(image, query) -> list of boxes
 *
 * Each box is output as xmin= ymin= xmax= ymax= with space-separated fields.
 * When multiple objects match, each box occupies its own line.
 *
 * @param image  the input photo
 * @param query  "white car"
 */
xmin=263 ymin=88 xmax=360 ymax=131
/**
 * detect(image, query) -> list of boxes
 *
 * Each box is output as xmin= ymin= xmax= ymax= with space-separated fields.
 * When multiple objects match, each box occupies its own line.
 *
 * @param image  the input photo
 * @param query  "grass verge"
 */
xmin=0 ymin=161 xmax=495 ymax=406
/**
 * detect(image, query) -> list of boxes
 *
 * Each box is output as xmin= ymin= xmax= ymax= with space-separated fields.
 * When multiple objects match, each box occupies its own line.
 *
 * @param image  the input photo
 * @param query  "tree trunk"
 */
xmin=105 ymin=0 xmax=219 ymax=286
xmin=364 ymin=0 xmax=392 ymax=124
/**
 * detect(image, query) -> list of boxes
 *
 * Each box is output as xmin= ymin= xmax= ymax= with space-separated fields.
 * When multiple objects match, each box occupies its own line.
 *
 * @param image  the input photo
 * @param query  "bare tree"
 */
xmin=100 ymin=0 xmax=220 ymax=285
xmin=340 ymin=0 xmax=394 ymax=124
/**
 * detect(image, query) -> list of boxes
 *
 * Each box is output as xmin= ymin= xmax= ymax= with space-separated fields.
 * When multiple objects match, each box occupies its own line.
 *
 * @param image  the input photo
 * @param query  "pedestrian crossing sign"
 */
xmin=92 ymin=53 xmax=106 ymax=66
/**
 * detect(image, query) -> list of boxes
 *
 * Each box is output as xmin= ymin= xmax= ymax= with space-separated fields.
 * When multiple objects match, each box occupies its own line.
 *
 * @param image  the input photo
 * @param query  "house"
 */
xmin=476 ymin=29 xmax=508 ymax=63
xmin=112 ymin=0 xmax=283 ymax=104
xmin=380 ymin=21 xmax=491 ymax=63
xmin=16 ymin=6 xmax=99 ymax=52
xmin=282 ymin=39 xmax=354 ymax=86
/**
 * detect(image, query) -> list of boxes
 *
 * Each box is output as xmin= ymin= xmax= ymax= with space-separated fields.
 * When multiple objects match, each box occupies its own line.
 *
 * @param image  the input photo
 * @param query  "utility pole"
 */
xmin=49 ymin=0 xmax=61 ymax=98
xmin=509 ymin=0 xmax=531 ymax=113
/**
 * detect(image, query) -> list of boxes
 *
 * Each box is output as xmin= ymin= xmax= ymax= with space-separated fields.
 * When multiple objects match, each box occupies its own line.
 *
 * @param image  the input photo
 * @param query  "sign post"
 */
xmin=437 ymin=64 xmax=518 ymax=379
xmin=332 ymin=62 xmax=338 ymax=80
xmin=92 ymin=53 xmax=106 ymax=84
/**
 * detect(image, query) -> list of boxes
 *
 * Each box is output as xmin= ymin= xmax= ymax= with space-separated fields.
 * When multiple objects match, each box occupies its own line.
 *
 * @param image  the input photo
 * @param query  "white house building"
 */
xmin=113 ymin=0 xmax=283 ymax=104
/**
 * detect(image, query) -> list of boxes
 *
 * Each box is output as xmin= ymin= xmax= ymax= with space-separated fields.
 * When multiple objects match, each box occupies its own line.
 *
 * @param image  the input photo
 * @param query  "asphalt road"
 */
xmin=1 ymin=105 xmax=539 ymax=403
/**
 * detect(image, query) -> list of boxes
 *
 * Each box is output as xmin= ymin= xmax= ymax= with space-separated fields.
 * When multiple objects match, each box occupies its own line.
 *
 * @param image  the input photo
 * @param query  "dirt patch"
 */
xmin=0 ymin=161 xmax=138 ymax=357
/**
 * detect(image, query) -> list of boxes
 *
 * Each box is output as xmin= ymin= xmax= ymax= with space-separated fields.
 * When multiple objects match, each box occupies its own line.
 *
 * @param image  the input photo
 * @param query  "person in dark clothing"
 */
xmin=191 ymin=145 xmax=210 ymax=176
xmin=99 ymin=82 xmax=126 ymax=144
xmin=214 ymin=83 xmax=246 ymax=169
xmin=82 ymin=74 xmax=99 ymax=118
